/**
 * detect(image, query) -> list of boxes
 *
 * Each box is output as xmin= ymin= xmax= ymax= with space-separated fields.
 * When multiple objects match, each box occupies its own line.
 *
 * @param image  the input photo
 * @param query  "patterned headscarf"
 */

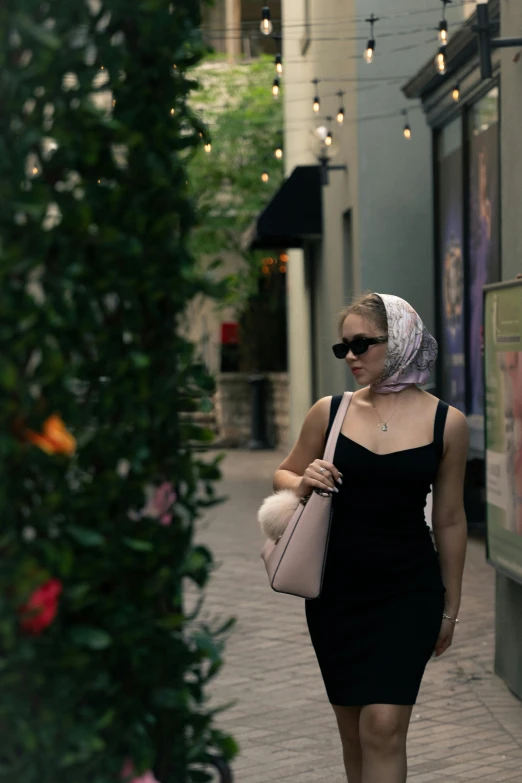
xmin=371 ymin=294 xmax=438 ymax=394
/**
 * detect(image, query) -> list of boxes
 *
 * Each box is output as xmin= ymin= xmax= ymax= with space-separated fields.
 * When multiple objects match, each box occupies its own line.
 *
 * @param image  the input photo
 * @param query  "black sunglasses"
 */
xmin=332 ymin=336 xmax=388 ymax=359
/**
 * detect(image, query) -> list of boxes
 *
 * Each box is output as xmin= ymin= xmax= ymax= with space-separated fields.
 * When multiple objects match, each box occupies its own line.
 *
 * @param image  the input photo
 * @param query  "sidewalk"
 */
xmin=195 ymin=449 xmax=522 ymax=783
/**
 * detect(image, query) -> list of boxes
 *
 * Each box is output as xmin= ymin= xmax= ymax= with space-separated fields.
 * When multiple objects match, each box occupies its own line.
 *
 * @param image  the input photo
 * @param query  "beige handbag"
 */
xmin=259 ymin=391 xmax=353 ymax=599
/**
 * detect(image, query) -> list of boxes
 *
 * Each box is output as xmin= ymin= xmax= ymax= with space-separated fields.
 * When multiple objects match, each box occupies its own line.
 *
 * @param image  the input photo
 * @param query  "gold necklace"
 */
xmin=369 ymin=392 xmax=400 ymax=432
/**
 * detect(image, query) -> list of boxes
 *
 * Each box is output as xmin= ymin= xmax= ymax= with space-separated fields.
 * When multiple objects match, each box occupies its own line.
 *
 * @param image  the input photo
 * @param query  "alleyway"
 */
xmin=196 ymin=450 xmax=522 ymax=783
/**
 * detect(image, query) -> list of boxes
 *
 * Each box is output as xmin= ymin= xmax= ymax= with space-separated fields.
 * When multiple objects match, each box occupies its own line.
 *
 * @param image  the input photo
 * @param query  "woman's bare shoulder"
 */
xmin=445 ymin=404 xmax=469 ymax=438
xmin=426 ymin=395 xmax=469 ymax=454
xmin=308 ymin=396 xmax=333 ymax=430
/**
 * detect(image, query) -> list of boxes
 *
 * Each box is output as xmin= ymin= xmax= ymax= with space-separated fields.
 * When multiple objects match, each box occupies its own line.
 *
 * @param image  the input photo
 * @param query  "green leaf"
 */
xmin=182 ymin=546 xmax=213 ymax=586
xmin=200 ymin=396 xmax=213 ymax=414
xmin=0 ymin=361 xmax=18 ymax=391
xmin=96 ymin=709 xmax=115 ymax=729
xmin=69 ymin=626 xmax=112 ymax=650
xmin=66 ymin=583 xmax=91 ymax=601
xmin=14 ymin=12 xmax=61 ymax=49
xmin=68 ymin=526 xmax=105 ymax=547
xmin=122 ymin=537 xmax=154 ymax=552
xmin=152 ymin=687 xmax=189 ymax=709
xmin=130 ymin=352 xmax=150 ymax=368
xmin=156 ymin=613 xmax=184 ymax=630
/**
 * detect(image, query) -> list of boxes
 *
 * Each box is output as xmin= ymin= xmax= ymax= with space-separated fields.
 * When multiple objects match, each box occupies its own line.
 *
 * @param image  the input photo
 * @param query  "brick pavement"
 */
xmin=194 ymin=449 xmax=522 ymax=783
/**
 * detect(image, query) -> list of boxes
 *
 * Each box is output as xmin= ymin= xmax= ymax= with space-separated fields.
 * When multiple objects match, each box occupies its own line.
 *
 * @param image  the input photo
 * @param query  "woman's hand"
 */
xmin=296 ymin=459 xmax=343 ymax=499
xmin=433 ymin=617 xmax=456 ymax=657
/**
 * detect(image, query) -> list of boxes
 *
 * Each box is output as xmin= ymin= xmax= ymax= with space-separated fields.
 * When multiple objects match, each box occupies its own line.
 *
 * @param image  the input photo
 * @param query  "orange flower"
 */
xmin=25 ymin=415 xmax=77 ymax=456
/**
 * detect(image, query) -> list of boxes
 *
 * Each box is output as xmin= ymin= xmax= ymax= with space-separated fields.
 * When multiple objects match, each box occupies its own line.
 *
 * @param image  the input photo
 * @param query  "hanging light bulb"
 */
xmin=364 ymin=38 xmax=375 ymax=63
xmin=402 ymin=110 xmax=411 ymax=139
xmin=452 ymin=83 xmax=460 ymax=101
xmin=275 ymin=144 xmax=283 ymax=159
xmin=260 ymin=6 xmax=273 ymax=36
xmin=261 ymin=170 xmax=270 ymax=183
xmin=336 ymin=91 xmax=345 ymax=124
xmin=312 ymin=79 xmax=320 ymax=113
xmin=275 ymin=53 xmax=283 ymax=75
xmin=204 ymin=142 xmax=212 ymax=153
xmin=438 ymin=20 xmax=448 ymax=45
xmin=272 ymin=77 xmax=280 ymax=98
xmin=435 ymin=46 xmax=447 ymax=75
xmin=325 ymin=130 xmax=333 ymax=147
xmin=437 ymin=0 xmax=451 ymax=45
xmin=364 ymin=14 xmax=379 ymax=63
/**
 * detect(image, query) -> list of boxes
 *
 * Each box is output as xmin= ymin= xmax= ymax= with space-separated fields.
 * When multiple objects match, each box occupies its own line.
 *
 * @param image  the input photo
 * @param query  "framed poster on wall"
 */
xmin=484 ymin=280 xmax=522 ymax=585
xmin=469 ymin=88 xmax=500 ymax=417
xmin=437 ymin=119 xmax=466 ymax=411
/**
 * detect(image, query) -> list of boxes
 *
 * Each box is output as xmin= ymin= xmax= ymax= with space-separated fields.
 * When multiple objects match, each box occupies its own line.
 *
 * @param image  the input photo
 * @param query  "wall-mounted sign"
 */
xmin=484 ymin=280 xmax=522 ymax=585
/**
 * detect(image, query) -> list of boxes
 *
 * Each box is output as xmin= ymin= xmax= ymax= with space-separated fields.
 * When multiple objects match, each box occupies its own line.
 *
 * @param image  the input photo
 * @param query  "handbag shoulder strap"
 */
xmin=323 ymin=391 xmax=353 ymax=463
xmin=325 ymin=394 xmax=343 ymax=443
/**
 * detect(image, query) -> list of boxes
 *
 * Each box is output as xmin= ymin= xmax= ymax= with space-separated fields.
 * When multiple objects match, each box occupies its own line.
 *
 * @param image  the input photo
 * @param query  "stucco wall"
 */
xmin=214 ymin=372 xmax=289 ymax=448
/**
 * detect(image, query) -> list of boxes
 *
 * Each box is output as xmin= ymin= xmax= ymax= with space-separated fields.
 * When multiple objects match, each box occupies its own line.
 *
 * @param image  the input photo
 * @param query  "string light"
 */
xmin=272 ymin=77 xmax=280 ymax=98
xmin=438 ymin=19 xmax=448 ymax=45
xmin=275 ymin=143 xmax=283 ymax=159
xmin=402 ymin=110 xmax=411 ymax=139
xmin=438 ymin=0 xmax=451 ymax=45
xmin=452 ymin=83 xmax=460 ymax=101
xmin=275 ymin=53 xmax=283 ymax=75
xmin=364 ymin=14 xmax=379 ymax=63
xmin=325 ymin=128 xmax=333 ymax=147
xmin=435 ymin=45 xmax=447 ymax=75
xmin=204 ymin=142 xmax=212 ymax=153
xmin=261 ymin=170 xmax=270 ymax=183
xmin=312 ymin=79 xmax=320 ymax=112
xmin=336 ymin=90 xmax=345 ymax=124
xmin=260 ymin=6 xmax=273 ymax=36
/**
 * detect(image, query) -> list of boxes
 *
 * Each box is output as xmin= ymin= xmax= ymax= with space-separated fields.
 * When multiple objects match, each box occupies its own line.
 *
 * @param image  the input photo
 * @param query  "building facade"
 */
xmin=248 ymin=0 xmax=471 ymax=445
xmin=404 ymin=0 xmax=522 ymax=700
xmin=202 ymin=0 xmax=282 ymax=59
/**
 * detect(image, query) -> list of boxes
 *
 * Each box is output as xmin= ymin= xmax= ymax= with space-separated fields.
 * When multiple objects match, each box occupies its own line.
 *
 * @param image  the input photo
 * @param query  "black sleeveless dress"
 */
xmin=305 ymin=395 xmax=448 ymax=706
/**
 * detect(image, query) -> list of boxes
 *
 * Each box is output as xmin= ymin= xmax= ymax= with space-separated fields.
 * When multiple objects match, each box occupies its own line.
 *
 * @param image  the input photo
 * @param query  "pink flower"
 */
xmin=121 ymin=760 xmax=159 ymax=783
xmin=129 ymin=482 xmax=176 ymax=526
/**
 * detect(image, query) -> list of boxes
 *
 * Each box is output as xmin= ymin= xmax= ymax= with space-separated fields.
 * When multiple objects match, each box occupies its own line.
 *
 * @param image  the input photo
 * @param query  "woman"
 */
xmin=273 ymin=293 xmax=468 ymax=783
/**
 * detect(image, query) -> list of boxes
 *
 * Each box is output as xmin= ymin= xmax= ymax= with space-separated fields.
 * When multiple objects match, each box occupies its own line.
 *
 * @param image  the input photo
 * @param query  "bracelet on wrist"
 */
xmin=442 ymin=613 xmax=459 ymax=626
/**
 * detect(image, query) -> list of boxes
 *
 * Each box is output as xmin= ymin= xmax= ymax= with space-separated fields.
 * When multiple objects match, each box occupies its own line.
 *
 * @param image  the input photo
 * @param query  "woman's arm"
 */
xmin=432 ymin=406 xmax=469 ymax=625
xmin=273 ymin=396 xmax=342 ymax=497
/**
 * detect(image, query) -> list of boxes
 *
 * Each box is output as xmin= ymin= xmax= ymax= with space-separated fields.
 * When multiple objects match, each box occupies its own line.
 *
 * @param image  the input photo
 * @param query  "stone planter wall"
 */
xmin=214 ymin=372 xmax=289 ymax=449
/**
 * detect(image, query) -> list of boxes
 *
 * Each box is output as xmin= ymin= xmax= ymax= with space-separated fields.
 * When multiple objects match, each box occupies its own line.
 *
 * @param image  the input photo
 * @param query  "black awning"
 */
xmin=243 ymin=165 xmax=322 ymax=251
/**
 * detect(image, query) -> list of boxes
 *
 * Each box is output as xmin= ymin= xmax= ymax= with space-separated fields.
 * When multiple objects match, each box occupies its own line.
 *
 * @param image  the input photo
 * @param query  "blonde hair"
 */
xmin=337 ymin=292 xmax=388 ymax=337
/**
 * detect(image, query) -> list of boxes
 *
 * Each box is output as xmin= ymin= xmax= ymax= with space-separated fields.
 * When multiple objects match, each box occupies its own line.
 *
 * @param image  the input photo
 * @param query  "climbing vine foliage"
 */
xmin=0 ymin=1 xmax=236 ymax=781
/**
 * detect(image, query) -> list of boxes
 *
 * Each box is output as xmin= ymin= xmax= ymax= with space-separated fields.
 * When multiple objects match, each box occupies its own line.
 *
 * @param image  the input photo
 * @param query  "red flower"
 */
xmin=19 ymin=578 xmax=63 ymax=635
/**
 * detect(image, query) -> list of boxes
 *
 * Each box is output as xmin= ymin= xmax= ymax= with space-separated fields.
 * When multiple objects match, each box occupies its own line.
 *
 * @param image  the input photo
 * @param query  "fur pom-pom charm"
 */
xmin=258 ymin=489 xmax=301 ymax=541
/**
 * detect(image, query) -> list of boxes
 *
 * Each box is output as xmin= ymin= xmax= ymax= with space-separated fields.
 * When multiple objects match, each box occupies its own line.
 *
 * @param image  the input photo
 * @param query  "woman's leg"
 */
xmin=359 ymin=703 xmax=413 ymax=783
xmin=332 ymin=704 xmax=363 ymax=783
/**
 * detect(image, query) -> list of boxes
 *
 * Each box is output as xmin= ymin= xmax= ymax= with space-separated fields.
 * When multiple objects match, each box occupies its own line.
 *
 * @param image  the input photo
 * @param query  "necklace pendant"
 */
xmin=381 ymin=424 xmax=388 ymax=432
